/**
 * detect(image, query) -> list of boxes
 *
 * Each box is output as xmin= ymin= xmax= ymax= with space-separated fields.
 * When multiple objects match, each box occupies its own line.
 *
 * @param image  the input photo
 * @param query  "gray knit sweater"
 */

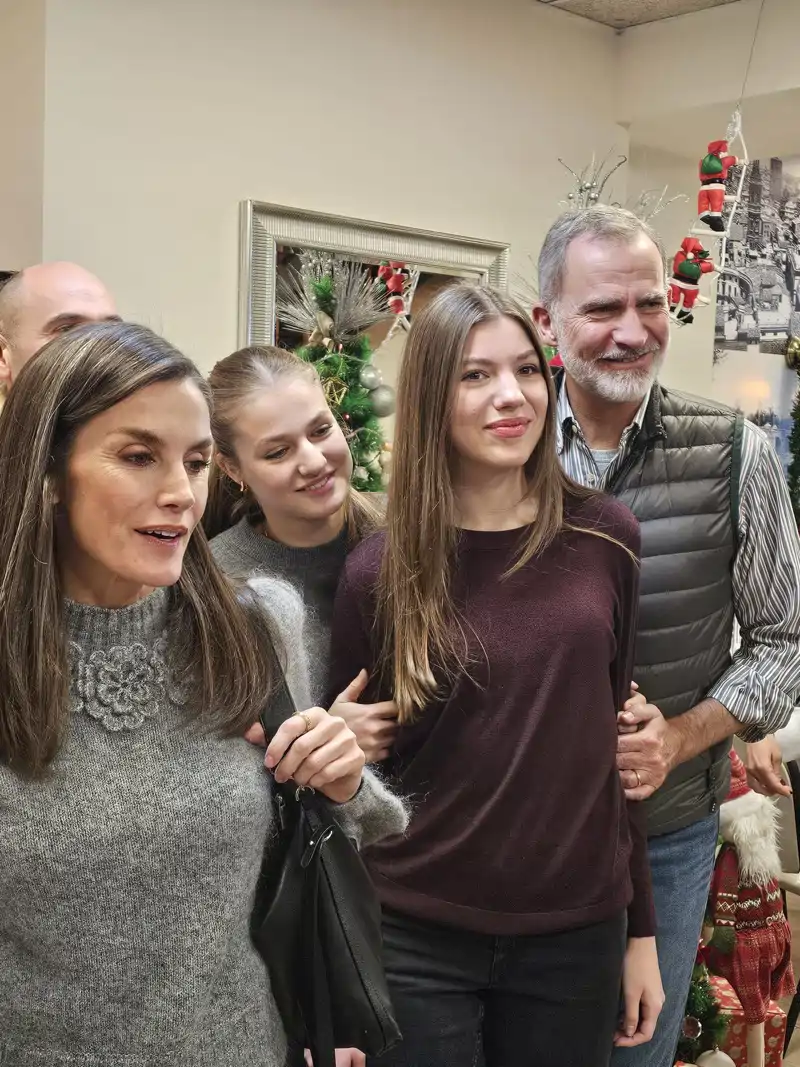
xmin=0 ymin=582 xmax=408 ymax=1067
xmin=211 ymin=518 xmax=349 ymax=706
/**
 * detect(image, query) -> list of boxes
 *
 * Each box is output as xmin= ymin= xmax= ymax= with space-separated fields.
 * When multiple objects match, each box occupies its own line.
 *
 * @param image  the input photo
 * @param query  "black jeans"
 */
xmin=371 ymin=907 xmax=627 ymax=1067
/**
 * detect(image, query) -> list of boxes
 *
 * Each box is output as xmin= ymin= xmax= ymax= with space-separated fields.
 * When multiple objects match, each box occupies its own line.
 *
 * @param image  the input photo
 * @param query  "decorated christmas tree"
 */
xmin=676 ymin=955 xmax=729 ymax=1064
xmin=276 ymin=253 xmax=408 ymax=492
xmin=788 ymin=369 xmax=800 ymax=528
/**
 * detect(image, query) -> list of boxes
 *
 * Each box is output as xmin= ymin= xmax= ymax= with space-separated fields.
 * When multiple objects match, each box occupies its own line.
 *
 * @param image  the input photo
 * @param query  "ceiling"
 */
xmin=536 ymin=0 xmax=742 ymax=30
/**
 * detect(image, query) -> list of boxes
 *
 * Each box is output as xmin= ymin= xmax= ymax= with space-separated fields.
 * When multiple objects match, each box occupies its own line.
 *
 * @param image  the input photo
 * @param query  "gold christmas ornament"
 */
xmin=322 ymin=376 xmax=348 ymax=407
xmin=786 ymin=336 xmax=800 ymax=369
xmin=308 ymin=310 xmax=334 ymax=350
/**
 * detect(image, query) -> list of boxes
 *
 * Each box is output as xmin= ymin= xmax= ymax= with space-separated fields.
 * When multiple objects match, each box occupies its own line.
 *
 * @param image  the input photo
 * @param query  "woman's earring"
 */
xmin=239 ymin=482 xmax=246 ymax=494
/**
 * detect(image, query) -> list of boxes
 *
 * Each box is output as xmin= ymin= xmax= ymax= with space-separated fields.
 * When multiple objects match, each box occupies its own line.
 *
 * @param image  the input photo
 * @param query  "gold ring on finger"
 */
xmin=634 ymin=770 xmax=642 ymax=787
xmin=295 ymin=711 xmax=312 ymax=734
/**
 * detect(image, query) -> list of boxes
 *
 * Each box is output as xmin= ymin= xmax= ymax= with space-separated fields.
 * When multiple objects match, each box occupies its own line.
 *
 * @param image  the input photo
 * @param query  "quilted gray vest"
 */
xmin=605 ymin=385 xmax=744 ymax=837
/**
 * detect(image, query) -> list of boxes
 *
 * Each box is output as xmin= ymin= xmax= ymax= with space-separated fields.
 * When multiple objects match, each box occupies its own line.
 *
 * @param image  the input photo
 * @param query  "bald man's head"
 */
xmin=0 ymin=262 xmax=119 ymax=388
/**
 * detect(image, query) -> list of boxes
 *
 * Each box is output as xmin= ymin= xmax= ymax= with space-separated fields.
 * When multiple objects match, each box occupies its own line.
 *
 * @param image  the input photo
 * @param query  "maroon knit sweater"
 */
xmin=327 ymin=493 xmax=655 ymax=938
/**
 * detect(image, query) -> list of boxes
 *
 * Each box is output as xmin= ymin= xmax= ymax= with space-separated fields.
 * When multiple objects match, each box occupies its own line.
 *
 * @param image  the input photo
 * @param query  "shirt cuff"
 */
xmin=709 ymin=667 xmax=796 ymax=742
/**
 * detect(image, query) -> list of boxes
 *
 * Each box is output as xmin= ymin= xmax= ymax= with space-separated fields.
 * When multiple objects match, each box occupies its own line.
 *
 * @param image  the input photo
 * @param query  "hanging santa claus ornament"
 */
xmin=669 ymin=238 xmax=716 ymax=325
xmin=698 ymin=140 xmax=739 ymax=232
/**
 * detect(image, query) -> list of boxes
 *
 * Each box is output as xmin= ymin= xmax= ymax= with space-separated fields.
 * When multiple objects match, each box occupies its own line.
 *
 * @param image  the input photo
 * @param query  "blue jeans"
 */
xmin=370 ymin=908 xmax=627 ymax=1067
xmin=611 ymin=812 xmax=719 ymax=1067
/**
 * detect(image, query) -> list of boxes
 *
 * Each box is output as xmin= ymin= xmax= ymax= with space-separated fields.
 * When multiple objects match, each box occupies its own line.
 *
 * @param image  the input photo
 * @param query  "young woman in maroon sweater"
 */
xmin=327 ymin=284 xmax=663 ymax=1067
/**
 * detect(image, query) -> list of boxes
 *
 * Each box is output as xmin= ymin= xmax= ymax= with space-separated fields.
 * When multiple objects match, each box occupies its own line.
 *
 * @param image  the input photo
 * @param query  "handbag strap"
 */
xmin=259 ymin=664 xmax=338 ymax=1067
xmin=304 ymin=854 xmax=337 ymax=1067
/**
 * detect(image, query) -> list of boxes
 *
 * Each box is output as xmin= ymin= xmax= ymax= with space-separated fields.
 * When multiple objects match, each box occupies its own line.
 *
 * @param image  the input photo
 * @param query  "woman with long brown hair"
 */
xmin=327 ymin=283 xmax=663 ymax=1066
xmin=0 ymin=321 xmax=406 ymax=1067
xmin=205 ymin=345 xmax=397 ymax=763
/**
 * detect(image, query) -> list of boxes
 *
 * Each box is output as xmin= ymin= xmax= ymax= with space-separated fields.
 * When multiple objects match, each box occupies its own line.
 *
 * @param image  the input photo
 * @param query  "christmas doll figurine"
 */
xmin=698 ymin=139 xmax=739 ymax=232
xmin=669 ymin=237 xmax=716 ymax=324
xmin=705 ymin=749 xmax=794 ymax=1067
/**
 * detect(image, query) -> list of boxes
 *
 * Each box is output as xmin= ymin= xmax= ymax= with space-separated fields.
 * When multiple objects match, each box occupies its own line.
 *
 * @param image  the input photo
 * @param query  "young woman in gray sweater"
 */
xmin=205 ymin=346 xmax=397 ymax=765
xmin=0 ymin=321 xmax=407 ymax=1067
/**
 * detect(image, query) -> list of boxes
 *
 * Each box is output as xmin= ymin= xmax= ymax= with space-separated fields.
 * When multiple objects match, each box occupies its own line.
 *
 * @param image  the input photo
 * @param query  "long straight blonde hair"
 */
xmin=203 ymin=345 xmax=382 ymax=544
xmin=376 ymin=283 xmax=609 ymax=723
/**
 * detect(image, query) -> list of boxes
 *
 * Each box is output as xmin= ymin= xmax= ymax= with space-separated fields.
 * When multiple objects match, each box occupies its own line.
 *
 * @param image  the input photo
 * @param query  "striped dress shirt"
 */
xmin=555 ymin=383 xmax=800 ymax=741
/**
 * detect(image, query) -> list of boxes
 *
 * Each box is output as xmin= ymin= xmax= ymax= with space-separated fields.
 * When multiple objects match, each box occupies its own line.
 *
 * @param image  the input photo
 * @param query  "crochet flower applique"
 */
xmin=70 ymin=637 xmax=186 ymax=732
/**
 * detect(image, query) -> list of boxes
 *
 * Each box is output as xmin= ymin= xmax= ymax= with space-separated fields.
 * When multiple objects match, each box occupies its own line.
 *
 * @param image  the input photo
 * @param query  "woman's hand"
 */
xmin=614 ymin=936 xmax=664 ymax=1047
xmin=618 ymin=682 xmax=645 ymax=736
xmin=266 ymin=706 xmax=366 ymax=804
xmin=304 ymin=1049 xmax=366 ymax=1067
xmin=331 ymin=669 xmax=398 ymax=763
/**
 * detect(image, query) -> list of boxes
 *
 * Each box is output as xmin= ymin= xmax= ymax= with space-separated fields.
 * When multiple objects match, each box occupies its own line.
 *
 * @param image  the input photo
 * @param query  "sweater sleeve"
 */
xmin=611 ymin=527 xmax=656 ymax=939
xmin=325 ymin=550 xmax=382 ymax=708
xmin=334 ymin=768 xmax=409 ymax=848
xmin=326 ymin=544 xmax=409 ymax=847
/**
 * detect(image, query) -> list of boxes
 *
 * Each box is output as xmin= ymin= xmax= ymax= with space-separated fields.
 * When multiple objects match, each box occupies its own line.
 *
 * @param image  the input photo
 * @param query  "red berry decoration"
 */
xmin=389 ymin=261 xmax=406 ymax=270
xmin=388 ymin=296 xmax=405 ymax=315
xmin=377 ymin=264 xmax=394 ymax=281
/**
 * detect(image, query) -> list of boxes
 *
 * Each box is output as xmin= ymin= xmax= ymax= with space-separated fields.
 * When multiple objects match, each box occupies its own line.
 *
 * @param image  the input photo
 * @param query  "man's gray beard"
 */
xmin=559 ymin=346 xmax=666 ymax=404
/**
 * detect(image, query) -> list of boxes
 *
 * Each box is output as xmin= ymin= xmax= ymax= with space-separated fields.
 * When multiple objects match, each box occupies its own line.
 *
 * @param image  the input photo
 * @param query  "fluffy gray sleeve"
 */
xmin=246 ymin=576 xmax=313 ymax=712
xmin=334 ymin=768 xmax=409 ymax=849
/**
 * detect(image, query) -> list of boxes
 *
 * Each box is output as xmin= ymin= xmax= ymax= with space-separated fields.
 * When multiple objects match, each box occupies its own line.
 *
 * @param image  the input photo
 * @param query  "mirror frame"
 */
xmin=238 ymin=200 xmax=510 ymax=347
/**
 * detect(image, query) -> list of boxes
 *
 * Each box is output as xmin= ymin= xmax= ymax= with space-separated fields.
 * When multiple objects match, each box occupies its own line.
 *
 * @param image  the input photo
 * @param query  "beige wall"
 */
xmin=0 ymin=0 xmax=45 ymax=268
xmin=626 ymin=144 xmax=717 ymax=398
xmin=619 ymin=0 xmax=800 ymax=125
xmin=40 ymin=0 xmax=625 ymax=371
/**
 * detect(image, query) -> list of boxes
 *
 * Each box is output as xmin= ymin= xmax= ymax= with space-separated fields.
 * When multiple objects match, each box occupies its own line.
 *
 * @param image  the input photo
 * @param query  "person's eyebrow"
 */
xmin=112 ymin=428 xmax=213 ymax=451
xmin=462 ymin=349 xmax=540 ymax=366
xmin=254 ymin=410 xmax=332 ymax=450
xmin=576 ymin=296 xmax=626 ymax=315
xmin=44 ymin=311 xmax=123 ymax=332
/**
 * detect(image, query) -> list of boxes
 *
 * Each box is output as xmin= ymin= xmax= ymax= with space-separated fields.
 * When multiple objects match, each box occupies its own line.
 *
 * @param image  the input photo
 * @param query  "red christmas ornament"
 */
xmin=386 ymin=273 xmax=405 ymax=294
xmin=377 ymin=264 xmax=394 ymax=281
xmin=388 ymin=296 xmax=405 ymax=315
xmin=389 ymin=261 xmax=406 ymax=270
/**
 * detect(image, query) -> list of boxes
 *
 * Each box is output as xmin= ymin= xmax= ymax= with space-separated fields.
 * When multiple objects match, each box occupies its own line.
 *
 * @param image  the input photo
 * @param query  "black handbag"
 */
xmin=250 ymin=671 xmax=402 ymax=1067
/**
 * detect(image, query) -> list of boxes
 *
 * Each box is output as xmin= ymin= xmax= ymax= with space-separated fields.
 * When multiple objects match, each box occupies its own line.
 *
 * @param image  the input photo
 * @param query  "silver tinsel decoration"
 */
xmin=558 ymin=152 xmax=627 ymax=211
xmin=276 ymin=251 xmax=392 ymax=343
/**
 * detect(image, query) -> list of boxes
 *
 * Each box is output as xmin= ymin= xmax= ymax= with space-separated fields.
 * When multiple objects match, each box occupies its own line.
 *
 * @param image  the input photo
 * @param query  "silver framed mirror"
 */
xmin=238 ymin=200 xmax=510 ymax=348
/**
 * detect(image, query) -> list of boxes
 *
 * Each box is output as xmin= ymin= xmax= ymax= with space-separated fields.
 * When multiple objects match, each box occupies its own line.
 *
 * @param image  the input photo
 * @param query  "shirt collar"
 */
xmin=555 ymin=377 xmax=651 ymax=455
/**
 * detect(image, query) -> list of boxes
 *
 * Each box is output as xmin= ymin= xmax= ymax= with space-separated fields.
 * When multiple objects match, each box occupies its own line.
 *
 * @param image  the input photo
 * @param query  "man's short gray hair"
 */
xmin=537 ymin=205 xmax=666 ymax=311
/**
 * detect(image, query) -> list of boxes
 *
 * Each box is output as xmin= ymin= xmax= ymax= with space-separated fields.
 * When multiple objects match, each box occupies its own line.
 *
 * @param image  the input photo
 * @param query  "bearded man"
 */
xmin=534 ymin=205 xmax=800 ymax=1067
